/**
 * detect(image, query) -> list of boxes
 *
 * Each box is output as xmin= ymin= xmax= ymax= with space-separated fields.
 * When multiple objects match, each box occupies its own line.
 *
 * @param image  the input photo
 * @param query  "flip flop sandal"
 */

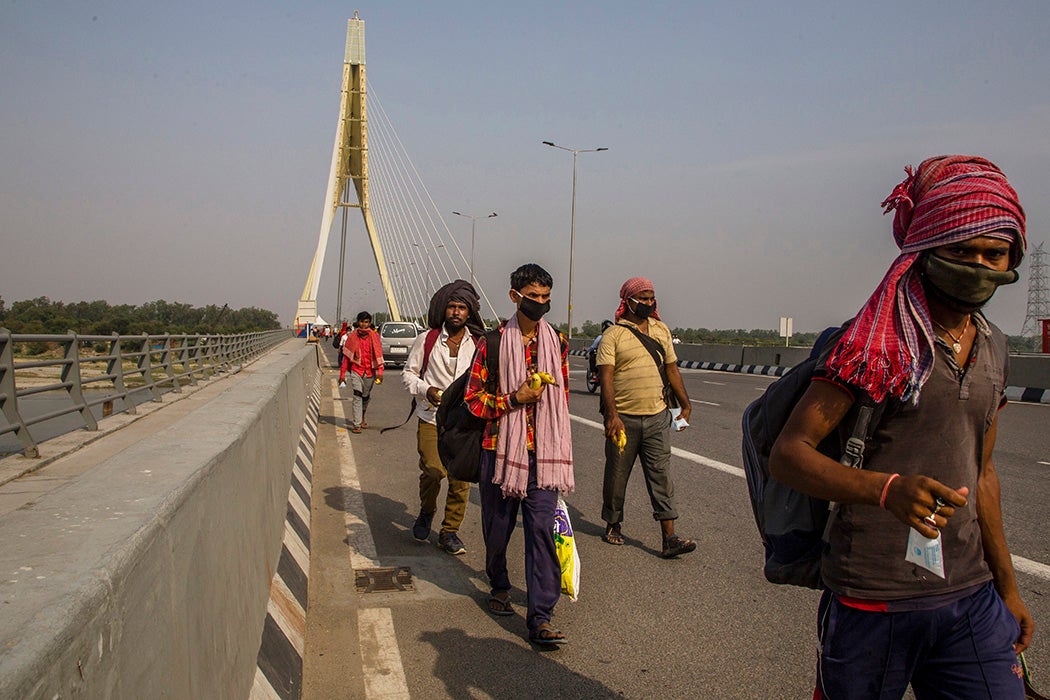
xmin=488 ymin=595 xmax=514 ymax=617
xmin=529 ymin=624 xmax=567 ymax=646
xmin=602 ymin=526 xmax=624 ymax=546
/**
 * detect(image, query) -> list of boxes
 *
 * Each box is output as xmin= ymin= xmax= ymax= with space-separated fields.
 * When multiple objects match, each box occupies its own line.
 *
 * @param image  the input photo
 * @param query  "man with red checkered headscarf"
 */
xmin=596 ymin=276 xmax=696 ymax=558
xmin=771 ymin=156 xmax=1033 ymax=699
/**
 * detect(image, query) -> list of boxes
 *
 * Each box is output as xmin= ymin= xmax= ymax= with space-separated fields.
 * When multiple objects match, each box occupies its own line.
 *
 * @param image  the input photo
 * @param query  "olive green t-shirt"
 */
xmin=595 ymin=319 xmax=677 ymax=416
xmin=816 ymin=313 xmax=1008 ymax=600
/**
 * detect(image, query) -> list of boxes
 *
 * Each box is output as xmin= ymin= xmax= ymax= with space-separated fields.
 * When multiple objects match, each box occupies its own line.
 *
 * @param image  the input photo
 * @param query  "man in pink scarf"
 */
xmin=340 ymin=311 xmax=384 ymax=433
xmin=770 ymin=156 xmax=1033 ymax=698
xmin=465 ymin=263 xmax=573 ymax=646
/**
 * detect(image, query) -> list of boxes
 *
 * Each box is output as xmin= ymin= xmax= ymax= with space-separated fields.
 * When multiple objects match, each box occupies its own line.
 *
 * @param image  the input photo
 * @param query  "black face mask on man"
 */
xmin=629 ymin=298 xmax=656 ymax=319
xmin=922 ymin=254 xmax=1019 ymax=314
xmin=514 ymin=291 xmax=550 ymax=322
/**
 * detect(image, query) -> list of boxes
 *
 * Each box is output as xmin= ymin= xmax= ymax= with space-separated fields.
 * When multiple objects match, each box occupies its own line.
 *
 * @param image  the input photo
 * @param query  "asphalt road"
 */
xmin=310 ymin=348 xmax=1050 ymax=699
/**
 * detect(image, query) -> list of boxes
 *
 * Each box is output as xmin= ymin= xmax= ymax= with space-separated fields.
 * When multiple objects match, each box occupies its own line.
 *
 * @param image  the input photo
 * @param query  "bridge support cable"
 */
xmin=367 ymin=88 xmax=501 ymax=323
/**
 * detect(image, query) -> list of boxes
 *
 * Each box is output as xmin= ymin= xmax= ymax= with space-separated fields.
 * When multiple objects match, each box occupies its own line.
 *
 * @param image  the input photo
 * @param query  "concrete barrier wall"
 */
xmin=0 ymin=339 xmax=318 ymax=698
xmin=569 ymin=337 xmax=1050 ymax=389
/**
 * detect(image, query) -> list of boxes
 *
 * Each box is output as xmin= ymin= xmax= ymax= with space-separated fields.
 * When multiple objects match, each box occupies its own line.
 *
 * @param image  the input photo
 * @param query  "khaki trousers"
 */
xmin=417 ymin=419 xmax=470 ymax=533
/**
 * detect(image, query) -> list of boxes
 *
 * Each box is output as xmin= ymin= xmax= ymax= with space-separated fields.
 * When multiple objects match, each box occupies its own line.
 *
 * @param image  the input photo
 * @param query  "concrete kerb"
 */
xmin=0 ymin=365 xmax=247 ymax=488
xmin=0 ymin=339 xmax=318 ymax=698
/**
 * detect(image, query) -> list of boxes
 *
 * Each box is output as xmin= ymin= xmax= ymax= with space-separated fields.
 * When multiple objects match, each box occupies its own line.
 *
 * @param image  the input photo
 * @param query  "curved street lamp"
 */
xmin=452 ymin=210 xmax=498 ymax=289
xmin=542 ymin=141 xmax=608 ymax=338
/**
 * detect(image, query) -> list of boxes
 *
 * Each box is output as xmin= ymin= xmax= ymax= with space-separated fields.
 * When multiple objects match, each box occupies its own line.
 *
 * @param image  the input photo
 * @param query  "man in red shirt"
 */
xmin=340 ymin=311 xmax=384 ymax=434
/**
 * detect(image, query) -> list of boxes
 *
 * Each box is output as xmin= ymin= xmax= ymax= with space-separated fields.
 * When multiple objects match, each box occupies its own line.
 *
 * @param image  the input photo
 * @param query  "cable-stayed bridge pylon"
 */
xmin=296 ymin=14 xmax=499 ymax=331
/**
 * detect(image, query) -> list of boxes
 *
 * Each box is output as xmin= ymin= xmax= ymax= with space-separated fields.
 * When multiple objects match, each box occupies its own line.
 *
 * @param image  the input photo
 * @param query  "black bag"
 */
xmin=740 ymin=325 xmax=883 ymax=589
xmin=436 ymin=329 xmax=501 ymax=483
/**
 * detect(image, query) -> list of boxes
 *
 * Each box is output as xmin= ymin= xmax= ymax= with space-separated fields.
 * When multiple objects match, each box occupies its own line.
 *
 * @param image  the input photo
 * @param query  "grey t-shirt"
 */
xmin=815 ymin=314 xmax=1008 ymax=600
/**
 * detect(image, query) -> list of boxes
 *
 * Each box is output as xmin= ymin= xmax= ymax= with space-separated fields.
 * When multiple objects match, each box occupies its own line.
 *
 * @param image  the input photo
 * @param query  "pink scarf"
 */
xmin=493 ymin=315 xmax=574 ymax=498
xmin=824 ymin=155 xmax=1025 ymax=404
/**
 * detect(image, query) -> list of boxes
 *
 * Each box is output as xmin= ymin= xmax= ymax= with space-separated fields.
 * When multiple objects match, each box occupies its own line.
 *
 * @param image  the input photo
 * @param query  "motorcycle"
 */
xmin=585 ymin=349 xmax=600 ymax=393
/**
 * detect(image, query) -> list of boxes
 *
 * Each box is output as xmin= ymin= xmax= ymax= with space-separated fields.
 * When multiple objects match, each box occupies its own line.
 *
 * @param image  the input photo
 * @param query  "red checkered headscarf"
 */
xmin=824 ymin=155 xmax=1026 ymax=404
xmin=614 ymin=276 xmax=661 ymax=321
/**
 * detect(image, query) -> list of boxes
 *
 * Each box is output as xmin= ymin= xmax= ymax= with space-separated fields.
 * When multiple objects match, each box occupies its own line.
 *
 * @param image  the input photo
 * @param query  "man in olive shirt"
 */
xmin=596 ymin=277 xmax=695 ymax=558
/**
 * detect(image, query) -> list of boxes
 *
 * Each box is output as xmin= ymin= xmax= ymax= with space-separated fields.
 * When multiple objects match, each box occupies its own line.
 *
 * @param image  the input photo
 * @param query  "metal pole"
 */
xmin=542 ymin=142 xmax=607 ymax=339
xmin=336 ymin=181 xmax=350 ymax=325
xmin=471 ymin=218 xmax=477 ymax=289
xmin=568 ymin=152 xmax=578 ymax=339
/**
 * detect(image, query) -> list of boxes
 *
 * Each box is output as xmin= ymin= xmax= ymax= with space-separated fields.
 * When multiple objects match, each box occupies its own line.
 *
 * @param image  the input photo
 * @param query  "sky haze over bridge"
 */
xmin=2 ymin=2 xmax=1048 ymax=333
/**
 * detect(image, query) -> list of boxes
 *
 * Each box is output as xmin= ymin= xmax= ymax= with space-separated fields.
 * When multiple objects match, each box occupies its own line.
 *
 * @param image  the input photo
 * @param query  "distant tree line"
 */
xmin=342 ymin=309 xmax=1040 ymax=353
xmin=0 ymin=296 xmax=281 ymax=335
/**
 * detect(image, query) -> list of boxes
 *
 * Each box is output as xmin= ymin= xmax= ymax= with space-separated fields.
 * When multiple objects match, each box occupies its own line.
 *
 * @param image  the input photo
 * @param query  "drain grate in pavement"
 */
xmin=354 ymin=566 xmax=414 ymax=593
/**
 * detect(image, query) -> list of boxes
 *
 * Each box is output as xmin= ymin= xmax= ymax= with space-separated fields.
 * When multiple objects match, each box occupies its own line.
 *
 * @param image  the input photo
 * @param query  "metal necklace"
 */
xmin=933 ymin=315 xmax=970 ymax=355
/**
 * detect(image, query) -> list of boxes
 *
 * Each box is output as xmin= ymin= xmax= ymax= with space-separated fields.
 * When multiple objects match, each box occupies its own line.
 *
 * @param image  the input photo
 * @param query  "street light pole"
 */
xmin=542 ymin=141 xmax=608 ymax=339
xmin=452 ymin=210 xmax=497 ymax=289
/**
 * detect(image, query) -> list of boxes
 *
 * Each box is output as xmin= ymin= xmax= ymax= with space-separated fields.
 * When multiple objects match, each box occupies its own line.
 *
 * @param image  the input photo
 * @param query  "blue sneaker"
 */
xmin=412 ymin=511 xmax=434 ymax=542
xmin=438 ymin=531 xmax=466 ymax=555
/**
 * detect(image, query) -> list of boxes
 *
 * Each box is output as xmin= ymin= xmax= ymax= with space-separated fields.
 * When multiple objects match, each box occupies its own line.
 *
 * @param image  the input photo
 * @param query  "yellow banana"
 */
xmin=536 ymin=372 xmax=557 ymax=385
xmin=528 ymin=372 xmax=558 ymax=390
xmin=614 ymin=429 xmax=627 ymax=455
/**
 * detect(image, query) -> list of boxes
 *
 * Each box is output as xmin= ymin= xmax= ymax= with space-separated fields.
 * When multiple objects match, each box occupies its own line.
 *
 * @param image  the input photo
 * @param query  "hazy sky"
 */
xmin=2 ymin=2 xmax=1048 ymax=334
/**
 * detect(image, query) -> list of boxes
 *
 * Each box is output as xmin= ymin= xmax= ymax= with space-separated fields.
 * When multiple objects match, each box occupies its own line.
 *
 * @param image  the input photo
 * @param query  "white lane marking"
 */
xmin=702 ymin=380 xmax=726 ymax=386
xmin=1038 ymin=461 xmax=1050 ymax=466
xmin=331 ymin=379 xmax=378 ymax=570
xmin=332 ymin=379 xmax=411 ymax=700
xmin=358 ymin=607 xmax=410 ymax=700
xmin=1013 ymin=556 xmax=1050 ymax=581
xmin=570 ymin=411 xmax=1049 ymax=581
xmin=691 ymin=399 xmax=721 ymax=407
xmin=570 ymin=414 xmax=744 ymax=478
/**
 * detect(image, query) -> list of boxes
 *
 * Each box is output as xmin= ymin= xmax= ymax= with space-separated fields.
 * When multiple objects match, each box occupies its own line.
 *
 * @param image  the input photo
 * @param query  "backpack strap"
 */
xmin=485 ymin=328 xmax=501 ymax=394
xmin=418 ymin=328 xmax=441 ymax=383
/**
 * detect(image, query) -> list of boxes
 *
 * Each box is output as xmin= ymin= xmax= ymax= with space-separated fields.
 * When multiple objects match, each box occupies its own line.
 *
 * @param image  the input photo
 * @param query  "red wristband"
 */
xmin=879 ymin=473 xmax=900 ymax=510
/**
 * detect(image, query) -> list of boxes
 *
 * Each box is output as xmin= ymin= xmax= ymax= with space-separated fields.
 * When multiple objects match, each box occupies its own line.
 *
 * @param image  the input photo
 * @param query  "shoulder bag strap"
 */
xmin=620 ymin=323 xmax=670 ymax=385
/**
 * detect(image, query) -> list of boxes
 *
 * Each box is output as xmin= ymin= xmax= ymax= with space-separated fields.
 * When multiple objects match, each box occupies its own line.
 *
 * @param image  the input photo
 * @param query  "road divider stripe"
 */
xmin=332 ymin=378 xmax=410 ymax=699
xmin=252 ymin=371 xmax=320 ymax=699
xmin=569 ymin=412 xmax=1049 ymax=582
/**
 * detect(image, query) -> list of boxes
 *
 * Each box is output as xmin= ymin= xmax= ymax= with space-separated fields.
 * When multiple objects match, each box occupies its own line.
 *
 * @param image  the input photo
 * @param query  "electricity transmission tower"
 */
xmin=1021 ymin=242 xmax=1049 ymax=337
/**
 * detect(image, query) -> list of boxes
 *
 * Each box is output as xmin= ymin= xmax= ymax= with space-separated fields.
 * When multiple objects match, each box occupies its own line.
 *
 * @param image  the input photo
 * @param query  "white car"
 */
xmin=378 ymin=322 xmax=420 ymax=368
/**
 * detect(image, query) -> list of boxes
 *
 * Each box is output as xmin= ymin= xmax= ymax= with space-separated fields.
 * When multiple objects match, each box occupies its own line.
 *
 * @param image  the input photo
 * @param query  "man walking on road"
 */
xmin=596 ymin=277 xmax=695 ymax=558
xmin=401 ymin=281 xmax=485 ymax=554
xmin=465 ymin=263 xmax=574 ymax=647
xmin=771 ymin=155 xmax=1034 ymax=698
xmin=340 ymin=311 xmax=383 ymax=434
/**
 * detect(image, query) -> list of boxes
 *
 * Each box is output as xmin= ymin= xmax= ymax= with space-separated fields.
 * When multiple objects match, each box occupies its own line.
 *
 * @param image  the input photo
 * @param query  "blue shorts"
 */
xmin=814 ymin=581 xmax=1024 ymax=699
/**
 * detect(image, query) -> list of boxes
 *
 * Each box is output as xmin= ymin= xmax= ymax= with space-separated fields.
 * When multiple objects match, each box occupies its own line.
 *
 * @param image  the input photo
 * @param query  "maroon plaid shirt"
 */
xmin=464 ymin=322 xmax=569 ymax=452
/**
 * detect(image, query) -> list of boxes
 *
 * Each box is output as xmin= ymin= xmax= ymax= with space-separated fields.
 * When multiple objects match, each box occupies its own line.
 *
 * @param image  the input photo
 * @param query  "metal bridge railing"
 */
xmin=0 ymin=328 xmax=291 ymax=458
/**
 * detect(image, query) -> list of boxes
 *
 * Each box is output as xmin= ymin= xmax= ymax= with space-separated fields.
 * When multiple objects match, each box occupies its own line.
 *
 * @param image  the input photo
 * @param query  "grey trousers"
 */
xmin=602 ymin=410 xmax=678 ymax=524
xmin=349 ymin=372 xmax=374 ymax=428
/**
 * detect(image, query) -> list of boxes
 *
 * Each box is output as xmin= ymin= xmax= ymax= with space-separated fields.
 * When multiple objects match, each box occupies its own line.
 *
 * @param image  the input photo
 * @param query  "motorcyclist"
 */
xmin=587 ymin=320 xmax=614 ymax=377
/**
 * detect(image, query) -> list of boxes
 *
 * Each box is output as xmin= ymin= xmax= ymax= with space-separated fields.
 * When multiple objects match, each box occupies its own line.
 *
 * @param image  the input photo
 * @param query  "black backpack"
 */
xmin=436 ymin=329 xmax=501 ymax=483
xmin=741 ymin=326 xmax=883 ymax=589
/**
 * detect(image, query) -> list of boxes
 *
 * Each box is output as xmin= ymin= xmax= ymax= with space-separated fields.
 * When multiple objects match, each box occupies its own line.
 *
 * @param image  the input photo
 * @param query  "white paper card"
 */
xmin=905 ymin=527 xmax=945 ymax=578
xmin=670 ymin=407 xmax=689 ymax=431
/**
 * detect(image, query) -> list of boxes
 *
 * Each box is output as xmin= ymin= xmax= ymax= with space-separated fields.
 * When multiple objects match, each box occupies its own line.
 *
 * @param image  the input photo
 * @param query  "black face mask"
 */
xmin=515 ymin=292 xmax=550 ymax=322
xmin=922 ymin=254 xmax=1019 ymax=313
xmin=629 ymin=298 xmax=655 ymax=319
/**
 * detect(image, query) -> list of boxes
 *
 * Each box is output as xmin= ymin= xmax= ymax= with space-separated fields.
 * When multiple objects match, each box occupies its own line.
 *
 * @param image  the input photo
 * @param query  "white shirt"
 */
xmin=401 ymin=326 xmax=477 ymax=424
